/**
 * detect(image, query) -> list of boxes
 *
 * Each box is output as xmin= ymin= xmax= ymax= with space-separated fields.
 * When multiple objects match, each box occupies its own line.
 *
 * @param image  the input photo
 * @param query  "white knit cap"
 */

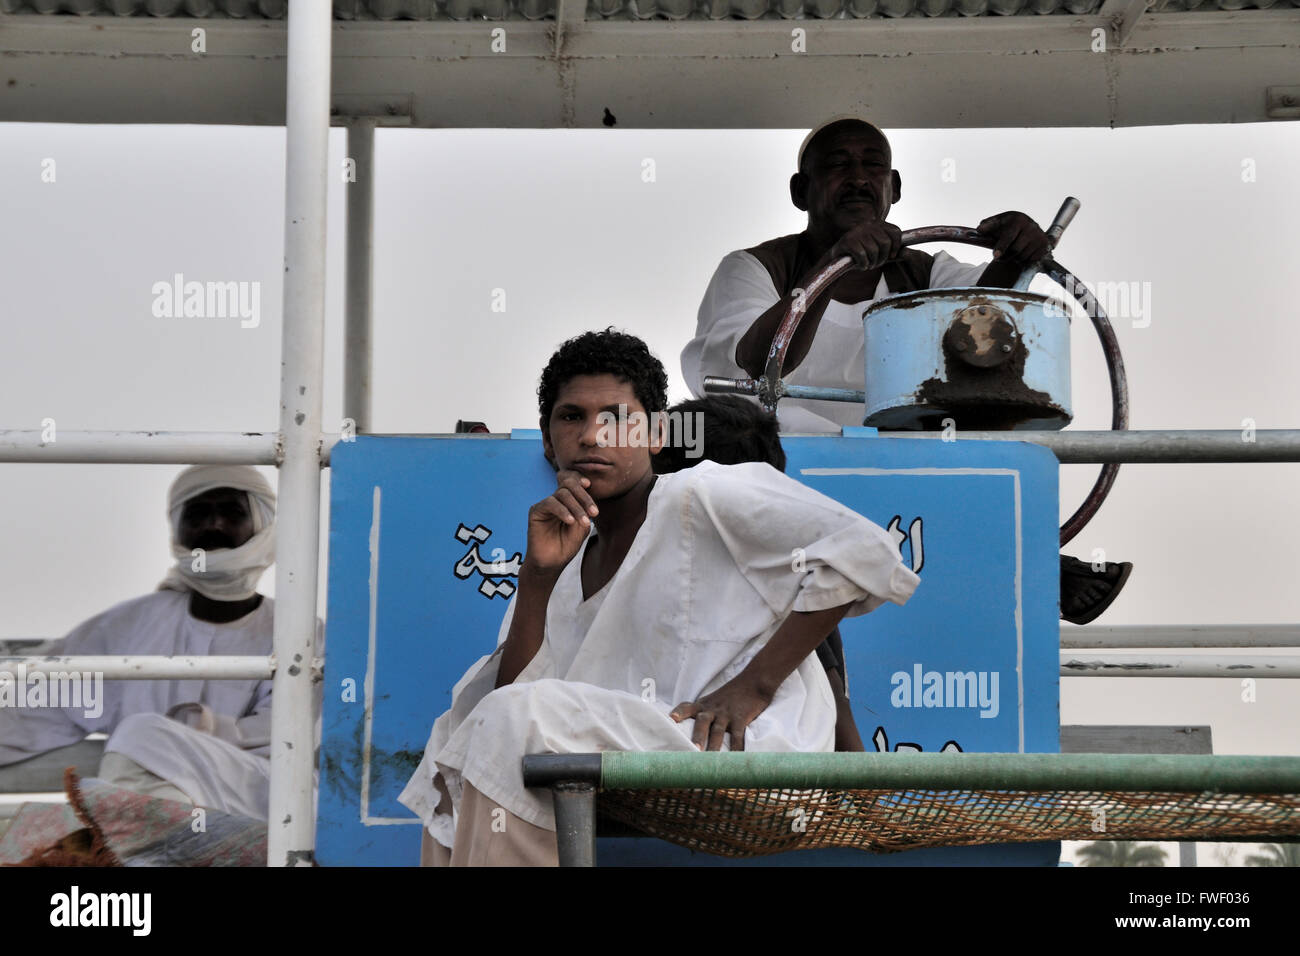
xmin=797 ymin=116 xmax=890 ymax=171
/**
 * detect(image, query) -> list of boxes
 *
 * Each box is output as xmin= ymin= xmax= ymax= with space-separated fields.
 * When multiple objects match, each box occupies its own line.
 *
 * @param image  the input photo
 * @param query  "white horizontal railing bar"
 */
xmin=0 ymin=430 xmax=347 ymax=465
xmin=875 ymin=429 xmax=1300 ymax=463
xmin=0 ymin=656 xmax=276 ymax=680
xmin=8 ymin=429 xmax=1296 ymax=466
xmin=1061 ymin=654 xmax=1300 ymax=678
xmin=1061 ymin=625 xmax=1300 ymax=649
xmin=0 ymin=430 xmax=282 ymax=465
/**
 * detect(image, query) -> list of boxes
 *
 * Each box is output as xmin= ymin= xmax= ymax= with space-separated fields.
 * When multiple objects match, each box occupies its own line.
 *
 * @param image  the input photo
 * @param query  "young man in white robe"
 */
xmin=399 ymin=329 xmax=920 ymax=866
xmin=0 ymin=464 xmax=321 ymax=821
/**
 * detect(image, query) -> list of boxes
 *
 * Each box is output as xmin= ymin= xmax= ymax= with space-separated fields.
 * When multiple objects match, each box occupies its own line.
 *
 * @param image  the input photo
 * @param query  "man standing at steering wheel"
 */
xmin=682 ymin=117 xmax=1048 ymax=433
xmin=681 ymin=116 xmax=1128 ymax=623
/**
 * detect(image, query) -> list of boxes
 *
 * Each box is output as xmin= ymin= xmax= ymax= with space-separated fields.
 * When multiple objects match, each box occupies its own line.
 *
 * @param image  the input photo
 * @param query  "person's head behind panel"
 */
xmin=654 ymin=395 xmax=786 ymax=475
xmin=178 ymin=488 xmax=256 ymax=552
xmin=161 ymin=465 xmax=277 ymax=603
xmin=791 ymin=118 xmax=902 ymax=240
xmin=538 ymin=328 xmax=668 ymax=501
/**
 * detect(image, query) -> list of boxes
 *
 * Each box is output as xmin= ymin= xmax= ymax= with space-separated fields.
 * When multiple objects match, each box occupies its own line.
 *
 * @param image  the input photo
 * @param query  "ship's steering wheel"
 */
xmin=714 ymin=199 xmax=1129 ymax=546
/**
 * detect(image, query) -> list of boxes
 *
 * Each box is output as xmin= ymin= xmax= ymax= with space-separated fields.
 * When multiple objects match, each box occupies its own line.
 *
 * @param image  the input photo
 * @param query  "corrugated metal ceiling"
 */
xmin=3 ymin=0 xmax=1294 ymax=19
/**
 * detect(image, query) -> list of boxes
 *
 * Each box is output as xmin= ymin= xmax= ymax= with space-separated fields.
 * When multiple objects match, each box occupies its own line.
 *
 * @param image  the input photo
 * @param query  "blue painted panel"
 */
xmin=317 ymin=434 xmax=1059 ymax=866
xmin=783 ymin=436 xmax=1060 ymax=758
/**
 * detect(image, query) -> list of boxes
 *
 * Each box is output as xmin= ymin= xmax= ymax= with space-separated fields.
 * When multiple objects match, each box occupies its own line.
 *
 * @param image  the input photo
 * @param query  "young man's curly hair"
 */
xmin=537 ymin=328 xmax=669 ymax=425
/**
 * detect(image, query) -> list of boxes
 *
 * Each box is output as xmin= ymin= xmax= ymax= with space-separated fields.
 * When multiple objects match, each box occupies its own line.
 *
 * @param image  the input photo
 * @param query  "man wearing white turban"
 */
xmin=0 ymin=465 xmax=321 ymax=822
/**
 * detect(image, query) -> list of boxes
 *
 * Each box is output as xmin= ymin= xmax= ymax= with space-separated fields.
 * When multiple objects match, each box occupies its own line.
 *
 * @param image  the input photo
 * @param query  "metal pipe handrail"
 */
xmin=344 ymin=119 xmax=376 ymax=436
xmin=6 ymin=428 xmax=1294 ymax=467
xmin=1061 ymin=625 xmax=1300 ymax=649
xmin=1060 ymin=654 xmax=1300 ymax=678
xmin=0 ymin=656 xmax=324 ymax=680
xmin=524 ymin=751 xmax=1300 ymax=793
xmin=0 ymin=656 xmax=277 ymax=680
xmin=0 ymin=430 xmax=283 ymax=465
xmin=16 ymin=626 xmax=1300 ymax=654
xmin=268 ymin=0 xmax=332 ymax=868
xmin=872 ymin=428 xmax=1300 ymax=463
xmin=0 ymin=429 xmax=347 ymax=465
xmin=3 ymin=651 xmax=1292 ymax=679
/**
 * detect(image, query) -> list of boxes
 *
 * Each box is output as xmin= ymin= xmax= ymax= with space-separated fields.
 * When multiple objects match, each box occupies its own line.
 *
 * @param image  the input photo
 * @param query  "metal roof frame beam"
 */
xmin=2 ymin=12 xmax=1296 ymax=127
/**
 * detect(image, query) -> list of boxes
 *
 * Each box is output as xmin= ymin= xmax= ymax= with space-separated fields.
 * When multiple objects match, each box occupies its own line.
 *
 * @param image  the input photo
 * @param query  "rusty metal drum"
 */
xmin=861 ymin=287 xmax=1073 ymax=431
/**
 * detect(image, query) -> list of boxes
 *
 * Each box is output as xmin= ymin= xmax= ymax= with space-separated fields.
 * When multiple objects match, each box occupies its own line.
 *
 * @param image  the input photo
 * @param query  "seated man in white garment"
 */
xmin=399 ymin=329 xmax=920 ymax=866
xmin=0 ymin=464 xmax=318 ymax=822
xmin=681 ymin=116 xmax=1131 ymax=625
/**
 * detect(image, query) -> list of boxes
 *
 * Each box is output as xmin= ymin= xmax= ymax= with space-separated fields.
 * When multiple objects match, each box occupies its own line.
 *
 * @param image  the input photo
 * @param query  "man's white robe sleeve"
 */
xmin=929 ymin=250 xmax=990 ymax=289
xmin=687 ymin=461 xmax=920 ymax=619
xmin=681 ymin=251 xmax=781 ymax=396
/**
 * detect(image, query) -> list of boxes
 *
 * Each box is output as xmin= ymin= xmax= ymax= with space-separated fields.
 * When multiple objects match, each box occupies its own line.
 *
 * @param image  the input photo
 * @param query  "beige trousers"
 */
xmin=98 ymin=751 xmax=196 ymax=806
xmin=420 ymin=779 xmax=558 ymax=867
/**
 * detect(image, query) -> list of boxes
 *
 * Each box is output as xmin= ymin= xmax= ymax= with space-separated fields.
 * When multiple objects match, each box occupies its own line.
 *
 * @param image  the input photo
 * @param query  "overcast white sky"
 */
xmin=1 ymin=122 xmax=1297 ymax=864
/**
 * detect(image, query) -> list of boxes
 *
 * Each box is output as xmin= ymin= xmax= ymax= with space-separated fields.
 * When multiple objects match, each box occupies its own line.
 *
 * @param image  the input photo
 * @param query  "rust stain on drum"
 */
xmin=946 ymin=301 xmax=1017 ymax=368
xmin=907 ymin=297 xmax=1066 ymax=430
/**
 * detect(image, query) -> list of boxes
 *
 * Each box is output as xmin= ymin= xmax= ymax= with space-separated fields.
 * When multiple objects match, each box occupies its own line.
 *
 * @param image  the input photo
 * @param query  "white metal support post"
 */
xmin=268 ymin=0 xmax=331 ymax=868
xmin=344 ymin=119 xmax=375 ymax=435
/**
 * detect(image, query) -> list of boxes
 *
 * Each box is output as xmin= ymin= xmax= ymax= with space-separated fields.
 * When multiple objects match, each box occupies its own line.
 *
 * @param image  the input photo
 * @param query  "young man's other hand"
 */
xmin=670 ymin=677 xmax=776 ymax=752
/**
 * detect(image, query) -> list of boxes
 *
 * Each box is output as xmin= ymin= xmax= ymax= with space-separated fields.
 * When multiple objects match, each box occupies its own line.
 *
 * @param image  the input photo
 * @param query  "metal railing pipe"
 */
xmin=343 ymin=118 xmax=375 ymax=436
xmin=0 ymin=656 xmax=274 ymax=680
xmin=1061 ymin=654 xmax=1300 ymax=678
xmin=552 ymin=782 xmax=598 ymax=867
xmin=268 ymin=0 xmax=332 ymax=869
xmin=8 ymin=429 xmax=1288 ymax=468
xmin=0 ymin=430 xmax=280 ymax=465
xmin=874 ymin=429 xmax=1300 ymax=463
xmin=1061 ymin=625 xmax=1300 ymax=649
xmin=591 ymin=751 xmax=1300 ymax=793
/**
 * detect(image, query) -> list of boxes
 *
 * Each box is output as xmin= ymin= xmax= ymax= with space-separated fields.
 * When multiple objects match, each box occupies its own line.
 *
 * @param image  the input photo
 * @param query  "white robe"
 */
xmin=0 ymin=590 xmax=321 ymax=821
xmin=681 ymin=248 xmax=988 ymax=433
xmin=399 ymin=460 xmax=920 ymax=849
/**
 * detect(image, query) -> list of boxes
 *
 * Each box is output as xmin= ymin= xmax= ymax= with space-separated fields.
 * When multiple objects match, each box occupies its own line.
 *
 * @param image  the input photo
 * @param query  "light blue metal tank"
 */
xmin=861 ymin=287 xmax=1073 ymax=431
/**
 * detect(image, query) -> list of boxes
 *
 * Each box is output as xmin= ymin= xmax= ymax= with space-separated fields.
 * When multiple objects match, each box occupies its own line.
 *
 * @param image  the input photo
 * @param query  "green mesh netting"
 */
xmin=596 ymin=786 xmax=1300 ymax=856
xmin=584 ymin=752 xmax=1300 ymax=856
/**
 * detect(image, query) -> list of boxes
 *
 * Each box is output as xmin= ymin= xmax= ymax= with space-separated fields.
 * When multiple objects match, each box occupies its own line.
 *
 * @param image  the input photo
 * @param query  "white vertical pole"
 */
xmin=268 ymin=0 xmax=331 ymax=867
xmin=344 ymin=119 xmax=375 ymax=434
